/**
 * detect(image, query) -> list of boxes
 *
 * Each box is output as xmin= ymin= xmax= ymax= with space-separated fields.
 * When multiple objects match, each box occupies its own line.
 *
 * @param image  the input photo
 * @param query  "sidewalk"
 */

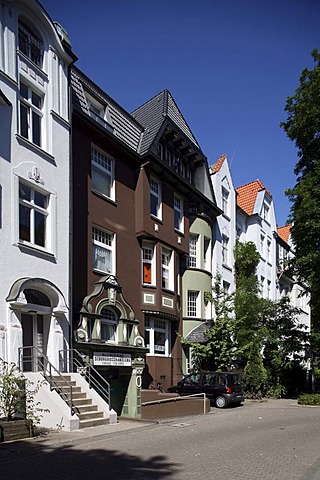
xmin=27 ymin=418 xmax=157 ymax=448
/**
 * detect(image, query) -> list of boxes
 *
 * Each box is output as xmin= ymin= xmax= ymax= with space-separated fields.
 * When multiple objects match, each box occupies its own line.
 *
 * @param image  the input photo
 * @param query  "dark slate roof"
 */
xmin=71 ymin=68 xmax=144 ymax=153
xmin=131 ymin=89 xmax=201 ymax=155
xmin=185 ymin=321 xmax=213 ymax=343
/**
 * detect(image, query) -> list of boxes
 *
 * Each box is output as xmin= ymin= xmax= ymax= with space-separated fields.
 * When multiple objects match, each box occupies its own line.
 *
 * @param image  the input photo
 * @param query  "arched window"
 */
xmin=100 ymin=307 xmax=118 ymax=342
xmin=24 ymin=288 xmax=51 ymax=307
xmin=18 ymin=17 xmax=43 ymax=68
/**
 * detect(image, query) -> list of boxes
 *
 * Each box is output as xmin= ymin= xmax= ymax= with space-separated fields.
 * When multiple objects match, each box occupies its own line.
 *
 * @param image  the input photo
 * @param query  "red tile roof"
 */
xmin=211 ymin=154 xmax=227 ymax=173
xmin=236 ymin=180 xmax=272 ymax=215
xmin=278 ymin=225 xmax=291 ymax=244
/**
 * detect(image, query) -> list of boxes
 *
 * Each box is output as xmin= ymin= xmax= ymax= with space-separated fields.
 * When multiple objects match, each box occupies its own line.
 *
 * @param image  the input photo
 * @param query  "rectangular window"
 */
xmin=267 ymin=280 xmax=271 ymax=299
xmin=189 ymin=203 xmax=197 ymax=215
xmin=19 ymin=182 xmax=49 ymax=248
xmin=145 ymin=318 xmax=170 ymax=356
xmin=174 ymin=195 xmax=184 ymax=232
xmin=91 ymin=147 xmax=114 ymax=199
xmin=92 ymin=226 xmax=115 ymax=274
xmin=267 ymin=240 xmax=271 ymax=263
xmin=187 ymin=291 xmax=199 ymax=317
xmin=150 ymin=178 xmax=161 ymax=218
xmin=100 ymin=308 xmax=117 ymax=343
xmin=18 ymin=19 xmax=43 ymax=67
xmin=260 ymin=276 xmax=265 ymax=296
xmin=222 ymin=234 xmax=229 ymax=265
xmin=204 ymin=237 xmax=211 ymax=270
xmin=188 ymin=235 xmax=198 ymax=268
xmin=223 ymin=281 xmax=230 ymax=293
xmin=161 ymin=247 xmax=174 ymax=290
xmin=19 ymin=81 xmax=43 ymax=147
xmin=221 ymin=187 xmax=229 ymax=215
xmin=263 ymin=202 xmax=270 ymax=222
xmin=260 ymin=234 xmax=265 ymax=258
xmin=142 ymin=242 xmax=155 ymax=285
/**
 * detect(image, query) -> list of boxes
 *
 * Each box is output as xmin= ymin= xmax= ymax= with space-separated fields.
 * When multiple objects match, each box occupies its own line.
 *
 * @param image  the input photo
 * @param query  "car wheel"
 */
xmin=215 ymin=395 xmax=227 ymax=408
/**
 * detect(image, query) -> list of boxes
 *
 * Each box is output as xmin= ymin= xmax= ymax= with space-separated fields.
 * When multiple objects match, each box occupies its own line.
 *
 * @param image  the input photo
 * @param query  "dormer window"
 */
xmin=86 ymin=93 xmax=113 ymax=131
xmin=262 ymin=202 xmax=270 ymax=222
xmin=18 ymin=18 xmax=43 ymax=68
xmin=222 ymin=187 xmax=229 ymax=215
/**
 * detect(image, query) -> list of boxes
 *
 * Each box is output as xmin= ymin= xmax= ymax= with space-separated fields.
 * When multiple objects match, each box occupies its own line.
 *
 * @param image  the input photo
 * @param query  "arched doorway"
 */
xmin=6 ymin=277 xmax=69 ymax=370
xmin=21 ymin=289 xmax=51 ymax=371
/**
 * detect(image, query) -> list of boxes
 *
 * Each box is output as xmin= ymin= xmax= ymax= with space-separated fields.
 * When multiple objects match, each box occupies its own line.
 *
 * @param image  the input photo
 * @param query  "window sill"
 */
xmin=16 ymin=241 xmax=56 ymax=259
xmin=92 ymin=189 xmax=116 ymax=205
xmin=222 ymin=213 xmax=231 ymax=221
xmin=174 ymin=228 xmax=185 ymax=236
xmin=150 ymin=214 xmax=163 ymax=224
xmin=222 ymin=264 xmax=232 ymax=272
xmin=142 ymin=284 xmax=157 ymax=289
xmin=93 ymin=268 xmax=114 ymax=276
xmin=15 ymin=135 xmax=55 ymax=163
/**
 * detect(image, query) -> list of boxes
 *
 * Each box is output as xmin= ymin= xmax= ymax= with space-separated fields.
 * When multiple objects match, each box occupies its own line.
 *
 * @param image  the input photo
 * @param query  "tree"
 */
xmin=263 ymin=297 xmax=309 ymax=396
xmin=280 ymin=49 xmax=320 ymax=341
xmin=184 ymin=273 xmax=237 ymax=372
xmin=234 ymin=241 xmax=267 ymax=362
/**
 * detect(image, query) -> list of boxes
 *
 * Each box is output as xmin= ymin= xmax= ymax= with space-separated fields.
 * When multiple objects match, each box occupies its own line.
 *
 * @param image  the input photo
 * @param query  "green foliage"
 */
xmin=281 ymin=49 xmax=320 ymax=333
xmin=0 ymin=359 xmax=48 ymax=423
xmin=184 ymin=273 xmax=237 ymax=372
xmin=243 ymin=338 xmax=267 ymax=395
xmin=234 ymin=241 xmax=270 ymax=364
xmin=298 ymin=394 xmax=320 ymax=406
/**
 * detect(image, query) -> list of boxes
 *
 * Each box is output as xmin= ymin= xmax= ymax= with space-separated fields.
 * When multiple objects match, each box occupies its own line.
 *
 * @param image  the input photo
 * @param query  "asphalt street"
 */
xmin=1 ymin=399 xmax=320 ymax=480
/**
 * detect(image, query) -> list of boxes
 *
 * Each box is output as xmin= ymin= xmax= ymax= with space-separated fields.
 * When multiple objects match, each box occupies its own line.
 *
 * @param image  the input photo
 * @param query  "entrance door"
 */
xmin=21 ymin=313 xmax=44 ymax=371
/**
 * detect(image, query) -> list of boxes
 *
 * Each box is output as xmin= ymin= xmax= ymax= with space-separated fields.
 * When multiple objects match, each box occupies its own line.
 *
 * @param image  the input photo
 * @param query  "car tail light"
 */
xmin=226 ymin=386 xmax=233 ymax=393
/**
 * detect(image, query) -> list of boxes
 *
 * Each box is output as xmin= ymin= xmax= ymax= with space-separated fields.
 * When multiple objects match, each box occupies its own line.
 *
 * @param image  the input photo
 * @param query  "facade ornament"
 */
xmin=28 ymin=166 xmax=44 ymax=185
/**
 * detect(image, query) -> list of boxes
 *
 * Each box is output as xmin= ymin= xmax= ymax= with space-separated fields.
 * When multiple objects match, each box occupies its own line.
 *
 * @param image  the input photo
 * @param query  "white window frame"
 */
xmin=221 ymin=187 xmax=229 ymax=215
xmin=142 ymin=241 xmax=156 ymax=286
xmin=260 ymin=233 xmax=265 ymax=258
xmin=92 ymin=226 xmax=115 ymax=274
xmin=222 ymin=234 xmax=229 ymax=265
xmin=100 ymin=307 xmax=118 ymax=343
xmin=188 ymin=235 xmax=198 ymax=268
xmin=203 ymin=236 xmax=211 ymax=271
xmin=18 ymin=180 xmax=50 ymax=251
xmin=150 ymin=177 xmax=162 ymax=219
xmin=19 ymin=80 xmax=43 ymax=147
xmin=161 ymin=247 xmax=174 ymax=291
xmin=145 ymin=318 xmax=170 ymax=356
xmin=91 ymin=146 xmax=114 ymax=200
xmin=174 ymin=194 xmax=184 ymax=232
xmin=187 ymin=290 xmax=199 ymax=317
xmin=263 ymin=202 xmax=270 ymax=222
xmin=267 ymin=239 xmax=271 ymax=263
xmin=18 ymin=18 xmax=43 ymax=68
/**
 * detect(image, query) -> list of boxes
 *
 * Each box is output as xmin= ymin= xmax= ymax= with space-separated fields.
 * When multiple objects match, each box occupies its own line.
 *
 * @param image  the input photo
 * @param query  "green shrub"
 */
xmin=298 ymin=394 xmax=320 ymax=406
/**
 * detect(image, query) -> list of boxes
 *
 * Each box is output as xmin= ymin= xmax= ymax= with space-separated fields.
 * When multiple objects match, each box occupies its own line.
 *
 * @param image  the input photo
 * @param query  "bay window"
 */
xmin=142 ymin=242 xmax=155 ymax=285
xmin=161 ymin=247 xmax=174 ymax=290
xmin=150 ymin=178 xmax=161 ymax=218
xmin=174 ymin=194 xmax=184 ymax=232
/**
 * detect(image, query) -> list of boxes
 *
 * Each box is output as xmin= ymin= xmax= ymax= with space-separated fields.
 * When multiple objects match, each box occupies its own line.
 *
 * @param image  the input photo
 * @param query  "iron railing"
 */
xmin=18 ymin=345 xmax=76 ymax=416
xmin=59 ymin=349 xmax=111 ymax=408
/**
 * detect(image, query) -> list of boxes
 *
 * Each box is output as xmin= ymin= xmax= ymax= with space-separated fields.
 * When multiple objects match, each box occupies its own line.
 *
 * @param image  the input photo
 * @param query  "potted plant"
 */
xmin=0 ymin=359 xmax=48 ymax=442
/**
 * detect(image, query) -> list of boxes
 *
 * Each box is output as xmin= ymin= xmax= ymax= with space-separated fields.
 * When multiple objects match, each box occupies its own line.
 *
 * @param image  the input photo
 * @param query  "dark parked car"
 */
xmin=167 ymin=371 xmax=244 ymax=408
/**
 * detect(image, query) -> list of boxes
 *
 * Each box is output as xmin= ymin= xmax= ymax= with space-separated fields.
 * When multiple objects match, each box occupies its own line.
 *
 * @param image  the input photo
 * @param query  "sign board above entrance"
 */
xmin=93 ymin=352 xmax=132 ymax=366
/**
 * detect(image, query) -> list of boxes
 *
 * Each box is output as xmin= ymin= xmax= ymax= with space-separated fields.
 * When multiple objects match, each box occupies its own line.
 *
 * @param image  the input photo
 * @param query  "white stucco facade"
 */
xmin=210 ymin=155 xmax=236 ymax=294
xmin=0 ymin=0 xmax=73 ymax=370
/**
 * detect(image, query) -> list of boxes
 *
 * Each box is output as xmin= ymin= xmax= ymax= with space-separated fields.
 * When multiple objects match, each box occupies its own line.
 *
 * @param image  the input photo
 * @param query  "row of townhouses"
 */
xmin=0 ymin=0 xmax=310 ymax=428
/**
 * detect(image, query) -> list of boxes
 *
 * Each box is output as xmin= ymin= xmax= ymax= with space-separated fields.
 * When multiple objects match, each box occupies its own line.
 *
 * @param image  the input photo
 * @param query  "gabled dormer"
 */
xmin=131 ymin=89 xmax=218 ymax=216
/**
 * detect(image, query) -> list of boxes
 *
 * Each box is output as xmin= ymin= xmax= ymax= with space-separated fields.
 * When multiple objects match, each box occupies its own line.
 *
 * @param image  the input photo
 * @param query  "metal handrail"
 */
xmin=18 ymin=346 xmax=76 ymax=416
xmin=141 ymin=393 xmax=208 ymax=414
xmin=59 ymin=349 xmax=111 ymax=408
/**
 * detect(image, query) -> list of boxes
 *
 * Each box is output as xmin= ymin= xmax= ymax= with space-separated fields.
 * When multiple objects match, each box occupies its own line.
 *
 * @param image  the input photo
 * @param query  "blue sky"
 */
xmin=41 ymin=0 xmax=320 ymax=227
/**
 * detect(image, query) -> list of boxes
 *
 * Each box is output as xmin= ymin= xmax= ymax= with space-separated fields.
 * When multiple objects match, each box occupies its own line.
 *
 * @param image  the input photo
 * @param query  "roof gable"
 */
xmin=236 ymin=180 xmax=272 ymax=215
xmin=131 ymin=89 xmax=200 ymax=154
xmin=278 ymin=225 xmax=291 ymax=244
xmin=211 ymin=154 xmax=227 ymax=173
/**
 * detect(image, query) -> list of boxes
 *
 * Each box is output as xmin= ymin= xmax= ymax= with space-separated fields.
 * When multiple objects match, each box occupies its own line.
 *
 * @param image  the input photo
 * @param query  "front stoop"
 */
xmin=52 ymin=376 xmax=110 ymax=429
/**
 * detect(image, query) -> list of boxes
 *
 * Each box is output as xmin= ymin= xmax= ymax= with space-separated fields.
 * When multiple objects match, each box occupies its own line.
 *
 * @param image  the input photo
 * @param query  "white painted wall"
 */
xmin=0 ymin=0 xmax=73 ymax=369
